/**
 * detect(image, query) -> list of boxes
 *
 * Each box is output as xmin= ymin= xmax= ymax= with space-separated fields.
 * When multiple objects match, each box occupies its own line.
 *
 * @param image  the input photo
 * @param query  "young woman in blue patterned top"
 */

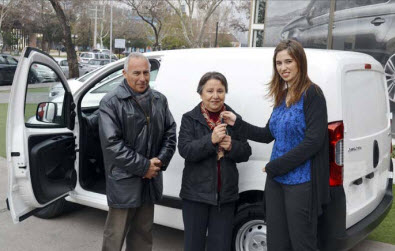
xmin=222 ymin=39 xmax=330 ymax=251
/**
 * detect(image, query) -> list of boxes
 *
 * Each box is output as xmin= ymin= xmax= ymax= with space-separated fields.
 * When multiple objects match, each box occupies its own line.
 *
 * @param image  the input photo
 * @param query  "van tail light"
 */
xmin=365 ymin=64 xmax=371 ymax=70
xmin=328 ymin=121 xmax=344 ymax=187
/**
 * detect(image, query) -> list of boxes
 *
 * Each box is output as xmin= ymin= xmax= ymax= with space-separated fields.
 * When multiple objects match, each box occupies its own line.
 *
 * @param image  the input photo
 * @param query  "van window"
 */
xmin=25 ymin=63 xmax=66 ymax=127
xmin=149 ymin=59 xmax=160 ymax=82
xmin=343 ymin=69 xmax=388 ymax=138
xmin=80 ymin=59 xmax=160 ymax=108
xmin=91 ymin=75 xmax=123 ymax=94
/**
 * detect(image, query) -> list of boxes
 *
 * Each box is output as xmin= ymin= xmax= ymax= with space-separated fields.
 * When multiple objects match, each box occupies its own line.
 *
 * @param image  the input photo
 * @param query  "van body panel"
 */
xmin=154 ymin=49 xmax=275 ymax=197
xmin=341 ymin=62 xmax=391 ymax=228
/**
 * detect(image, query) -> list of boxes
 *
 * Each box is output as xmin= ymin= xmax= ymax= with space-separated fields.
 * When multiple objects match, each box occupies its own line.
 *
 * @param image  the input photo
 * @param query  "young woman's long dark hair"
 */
xmin=268 ymin=39 xmax=312 ymax=107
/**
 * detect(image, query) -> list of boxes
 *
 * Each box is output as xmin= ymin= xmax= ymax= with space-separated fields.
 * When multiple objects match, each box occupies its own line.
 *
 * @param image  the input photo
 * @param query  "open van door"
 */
xmin=6 ymin=47 xmax=77 ymax=223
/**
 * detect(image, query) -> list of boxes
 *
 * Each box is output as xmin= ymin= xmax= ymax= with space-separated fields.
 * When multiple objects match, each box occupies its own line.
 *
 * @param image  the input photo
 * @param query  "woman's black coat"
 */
xmin=178 ymin=103 xmax=252 ymax=205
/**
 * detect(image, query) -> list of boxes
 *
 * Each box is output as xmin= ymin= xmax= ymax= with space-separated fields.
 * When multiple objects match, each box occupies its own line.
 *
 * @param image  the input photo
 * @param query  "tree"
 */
xmin=228 ymin=0 xmax=251 ymax=33
xmin=161 ymin=35 xmax=188 ymax=50
xmin=98 ymin=4 xmax=108 ymax=49
xmin=122 ymin=0 xmax=170 ymax=51
xmin=0 ymin=0 xmax=19 ymax=32
xmin=48 ymin=0 xmax=79 ymax=78
xmin=0 ymin=0 xmax=20 ymax=51
xmin=164 ymin=0 xmax=224 ymax=48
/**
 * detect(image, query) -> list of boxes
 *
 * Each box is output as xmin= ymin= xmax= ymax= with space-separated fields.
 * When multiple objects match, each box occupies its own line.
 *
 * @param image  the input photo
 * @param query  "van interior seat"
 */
xmin=80 ymin=109 xmax=106 ymax=194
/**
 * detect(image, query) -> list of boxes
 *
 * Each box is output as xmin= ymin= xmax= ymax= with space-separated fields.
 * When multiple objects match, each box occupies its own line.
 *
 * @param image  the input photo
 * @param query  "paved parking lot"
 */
xmin=0 ymin=157 xmax=394 ymax=251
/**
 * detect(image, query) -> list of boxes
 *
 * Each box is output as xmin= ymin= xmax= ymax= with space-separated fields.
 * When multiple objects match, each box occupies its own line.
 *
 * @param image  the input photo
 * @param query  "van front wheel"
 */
xmin=232 ymin=203 xmax=267 ymax=251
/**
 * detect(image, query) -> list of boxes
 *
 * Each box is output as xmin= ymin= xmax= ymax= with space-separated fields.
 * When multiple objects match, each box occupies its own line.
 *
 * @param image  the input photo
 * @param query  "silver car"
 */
xmin=81 ymin=59 xmax=111 ymax=73
xmin=280 ymin=0 xmax=395 ymax=101
xmin=56 ymin=58 xmax=90 ymax=79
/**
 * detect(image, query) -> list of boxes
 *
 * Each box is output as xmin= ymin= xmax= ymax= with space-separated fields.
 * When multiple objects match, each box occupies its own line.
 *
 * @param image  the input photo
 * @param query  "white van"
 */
xmin=6 ymin=47 xmax=393 ymax=251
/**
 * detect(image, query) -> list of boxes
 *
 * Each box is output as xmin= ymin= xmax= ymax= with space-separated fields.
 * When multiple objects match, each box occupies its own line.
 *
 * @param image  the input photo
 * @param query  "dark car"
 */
xmin=280 ymin=0 xmax=395 ymax=101
xmin=0 ymin=54 xmax=55 ymax=85
xmin=0 ymin=54 xmax=18 ymax=85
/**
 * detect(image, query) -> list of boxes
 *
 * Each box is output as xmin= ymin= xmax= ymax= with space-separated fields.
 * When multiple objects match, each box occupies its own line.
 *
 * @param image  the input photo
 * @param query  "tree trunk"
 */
xmin=49 ymin=0 xmax=79 ymax=78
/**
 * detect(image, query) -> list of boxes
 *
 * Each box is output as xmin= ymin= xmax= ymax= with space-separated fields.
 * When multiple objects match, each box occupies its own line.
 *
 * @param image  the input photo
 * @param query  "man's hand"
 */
xmin=219 ymin=135 xmax=232 ymax=151
xmin=143 ymin=158 xmax=162 ymax=179
xmin=212 ymin=124 xmax=227 ymax=144
xmin=151 ymin=157 xmax=163 ymax=168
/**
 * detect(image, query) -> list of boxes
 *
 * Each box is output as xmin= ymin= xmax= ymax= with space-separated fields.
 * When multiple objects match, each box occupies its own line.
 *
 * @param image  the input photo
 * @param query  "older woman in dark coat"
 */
xmin=178 ymin=72 xmax=252 ymax=251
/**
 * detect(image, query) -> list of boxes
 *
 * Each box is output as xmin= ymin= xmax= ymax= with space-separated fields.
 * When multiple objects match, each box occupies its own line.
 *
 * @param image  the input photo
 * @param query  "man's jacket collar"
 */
xmin=116 ymin=79 xmax=159 ymax=99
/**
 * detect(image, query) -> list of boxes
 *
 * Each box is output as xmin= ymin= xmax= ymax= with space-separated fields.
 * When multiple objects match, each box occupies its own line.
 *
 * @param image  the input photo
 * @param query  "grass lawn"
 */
xmin=368 ymin=185 xmax=395 ymax=244
xmin=0 ymin=87 xmax=50 ymax=93
xmin=0 ymin=103 xmax=394 ymax=245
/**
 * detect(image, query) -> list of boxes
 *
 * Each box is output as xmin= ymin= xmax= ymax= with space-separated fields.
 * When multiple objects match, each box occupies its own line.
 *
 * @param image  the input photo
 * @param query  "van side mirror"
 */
xmin=36 ymin=102 xmax=57 ymax=123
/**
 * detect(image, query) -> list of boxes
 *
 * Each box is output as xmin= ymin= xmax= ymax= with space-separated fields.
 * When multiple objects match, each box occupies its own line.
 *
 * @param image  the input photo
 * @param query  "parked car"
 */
xmin=30 ymin=63 xmax=59 ymax=83
xmin=81 ymin=59 xmax=110 ymax=73
xmin=0 ymin=54 xmax=18 ymax=85
xmin=48 ymin=66 xmax=123 ymax=100
xmin=280 ymin=0 xmax=395 ymax=102
xmin=1 ymin=54 xmax=60 ymax=85
xmin=55 ymin=58 xmax=90 ymax=79
xmin=7 ymin=47 xmax=393 ymax=251
xmin=79 ymin=52 xmax=118 ymax=64
xmin=92 ymin=49 xmax=119 ymax=60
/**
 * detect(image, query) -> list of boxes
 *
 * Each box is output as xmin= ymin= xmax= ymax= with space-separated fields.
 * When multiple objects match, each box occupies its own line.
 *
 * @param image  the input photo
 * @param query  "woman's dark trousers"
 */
xmin=265 ymin=178 xmax=318 ymax=251
xmin=182 ymin=199 xmax=235 ymax=251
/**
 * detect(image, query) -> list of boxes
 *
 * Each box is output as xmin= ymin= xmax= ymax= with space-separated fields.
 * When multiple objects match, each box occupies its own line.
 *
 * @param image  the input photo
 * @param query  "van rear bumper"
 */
xmin=320 ymin=175 xmax=393 ymax=250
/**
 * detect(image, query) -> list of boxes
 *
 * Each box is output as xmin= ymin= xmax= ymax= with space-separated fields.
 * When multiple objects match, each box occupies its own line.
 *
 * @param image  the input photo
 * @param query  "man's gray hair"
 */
xmin=123 ymin=52 xmax=151 ymax=72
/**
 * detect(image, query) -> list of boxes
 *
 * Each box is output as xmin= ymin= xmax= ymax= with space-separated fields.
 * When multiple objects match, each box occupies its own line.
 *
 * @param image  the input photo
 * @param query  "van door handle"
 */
xmin=365 ymin=172 xmax=374 ymax=179
xmin=353 ymin=178 xmax=363 ymax=185
xmin=371 ymin=17 xmax=385 ymax=26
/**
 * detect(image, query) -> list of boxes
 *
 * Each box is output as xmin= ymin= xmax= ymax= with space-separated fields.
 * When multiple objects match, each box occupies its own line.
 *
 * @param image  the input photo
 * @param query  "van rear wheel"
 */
xmin=232 ymin=203 xmax=267 ymax=251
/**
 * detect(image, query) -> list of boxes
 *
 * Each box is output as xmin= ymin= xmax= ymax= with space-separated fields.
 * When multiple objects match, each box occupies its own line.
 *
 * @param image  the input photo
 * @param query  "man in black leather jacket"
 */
xmin=99 ymin=52 xmax=177 ymax=251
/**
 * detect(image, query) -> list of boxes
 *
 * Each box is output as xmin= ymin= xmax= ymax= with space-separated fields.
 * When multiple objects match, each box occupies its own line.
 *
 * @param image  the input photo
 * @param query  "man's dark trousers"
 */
xmin=102 ymin=203 xmax=154 ymax=251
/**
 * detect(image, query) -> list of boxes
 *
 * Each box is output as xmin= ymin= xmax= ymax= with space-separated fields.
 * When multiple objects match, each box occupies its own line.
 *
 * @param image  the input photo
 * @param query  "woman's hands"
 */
xmin=221 ymin=111 xmax=237 ymax=126
xmin=219 ymin=135 xmax=232 ymax=151
xmin=212 ymin=124 xmax=227 ymax=144
xmin=212 ymin=124 xmax=232 ymax=151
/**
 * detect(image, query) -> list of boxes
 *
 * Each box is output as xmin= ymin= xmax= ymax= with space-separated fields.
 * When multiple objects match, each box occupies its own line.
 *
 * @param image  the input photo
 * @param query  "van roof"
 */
xmin=144 ymin=47 xmax=378 ymax=62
